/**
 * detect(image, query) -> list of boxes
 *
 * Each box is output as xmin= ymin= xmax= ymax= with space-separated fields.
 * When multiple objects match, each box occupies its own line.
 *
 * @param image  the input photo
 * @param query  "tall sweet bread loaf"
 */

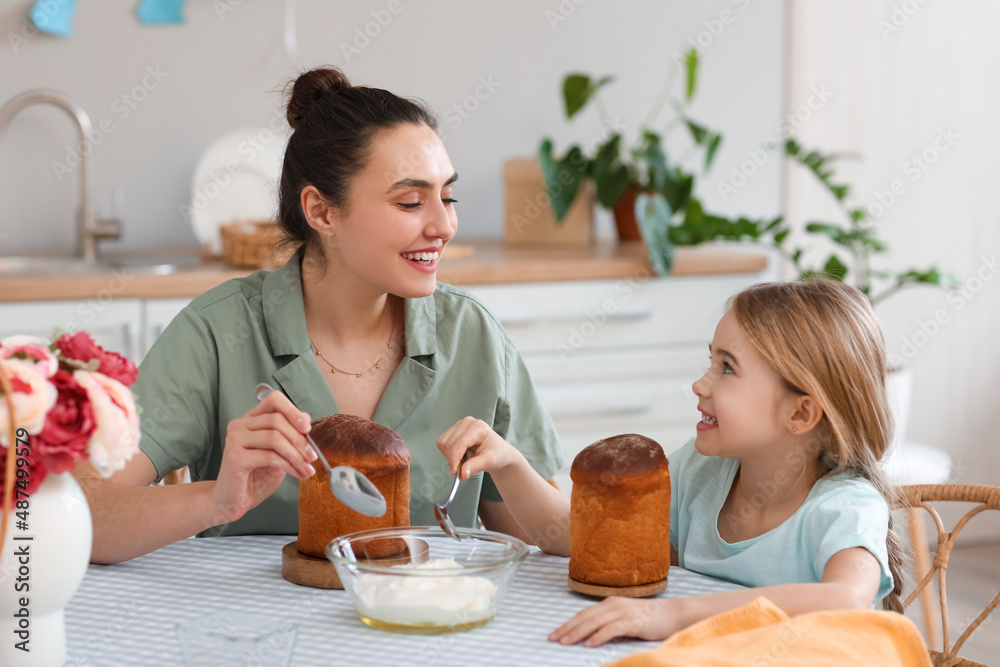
xmin=297 ymin=414 xmax=410 ymax=558
xmin=569 ymin=433 xmax=670 ymax=588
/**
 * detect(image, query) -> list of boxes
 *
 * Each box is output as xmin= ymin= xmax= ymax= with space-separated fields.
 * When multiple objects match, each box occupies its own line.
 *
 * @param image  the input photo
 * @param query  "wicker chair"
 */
xmin=895 ymin=484 xmax=1000 ymax=667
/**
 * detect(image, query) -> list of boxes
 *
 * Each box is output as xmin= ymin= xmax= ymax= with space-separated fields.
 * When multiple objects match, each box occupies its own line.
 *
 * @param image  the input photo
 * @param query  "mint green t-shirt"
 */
xmin=669 ymin=438 xmax=894 ymax=602
xmin=134 ymin=253 xmax=565 ymax=537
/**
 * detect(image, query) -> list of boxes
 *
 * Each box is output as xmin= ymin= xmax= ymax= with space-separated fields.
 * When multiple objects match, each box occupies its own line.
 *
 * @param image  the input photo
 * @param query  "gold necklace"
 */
xmin=311 ymin=303 xmax=395 ymax=379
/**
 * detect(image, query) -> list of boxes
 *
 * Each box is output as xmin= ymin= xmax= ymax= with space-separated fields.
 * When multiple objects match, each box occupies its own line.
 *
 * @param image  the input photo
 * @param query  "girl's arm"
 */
xmin=437 ymin=417 xmax=571 ymax=556
xmin=550 ymin=547 xmax=882 ymax=647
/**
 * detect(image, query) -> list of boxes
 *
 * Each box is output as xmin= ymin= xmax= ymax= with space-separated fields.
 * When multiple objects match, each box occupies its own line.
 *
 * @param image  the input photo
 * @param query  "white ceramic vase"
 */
xmin=0 ymin=472 xmax=93 ymax=667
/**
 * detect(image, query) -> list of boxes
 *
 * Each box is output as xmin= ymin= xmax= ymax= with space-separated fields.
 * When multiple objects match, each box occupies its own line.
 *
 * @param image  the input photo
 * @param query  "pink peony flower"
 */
xmin=32 ymin=370 xmax=96 ymax=474
xmin=1 ymin=335 xmax=58 ymax=378
xmin=0 ymin=360 xmax=58 ymax=442
xmin=55 ymin=332 xmax=139 ymax=386
xmin=73 ymin=370 xmax=140 ymax=477
xmin=2 ymin=331 xmax=142 ymax=536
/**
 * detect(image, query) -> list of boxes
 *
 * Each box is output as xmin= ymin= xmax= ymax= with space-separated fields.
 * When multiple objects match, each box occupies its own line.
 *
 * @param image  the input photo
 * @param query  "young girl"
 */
xmin=438 ymin=279 xmax=906 ymax=646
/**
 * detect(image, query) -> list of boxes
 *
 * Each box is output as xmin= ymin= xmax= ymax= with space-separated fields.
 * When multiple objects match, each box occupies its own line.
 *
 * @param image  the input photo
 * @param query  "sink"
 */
xmin=0 ymin=253 xmax=202 ymax=277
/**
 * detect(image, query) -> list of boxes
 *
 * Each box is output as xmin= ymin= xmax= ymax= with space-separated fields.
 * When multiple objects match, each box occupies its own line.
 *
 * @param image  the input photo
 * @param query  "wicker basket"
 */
xmin=219 ymin=220 xmax=294 ymax=268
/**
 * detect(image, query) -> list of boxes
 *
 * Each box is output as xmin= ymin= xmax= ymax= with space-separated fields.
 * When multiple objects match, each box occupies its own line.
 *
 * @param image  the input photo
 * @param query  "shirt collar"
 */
xmin=262 ymin=250 xmax=439 ymax=360
xmin=262 ymin=251 xmax=312 ymax=358
xmin=403 ymin=291 xmax=436 ymax=358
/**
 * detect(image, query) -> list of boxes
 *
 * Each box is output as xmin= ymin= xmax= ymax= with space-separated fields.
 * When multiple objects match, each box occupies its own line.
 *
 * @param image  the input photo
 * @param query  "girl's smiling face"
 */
xmin=324 ymin=122 xmax=458 ymax=299
xmin=691 ymin=310 xmax=803 ymax=459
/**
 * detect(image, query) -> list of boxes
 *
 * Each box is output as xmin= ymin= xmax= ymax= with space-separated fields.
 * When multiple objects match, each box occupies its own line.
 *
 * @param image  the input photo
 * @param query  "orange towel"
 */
xmin=607 ymin=597 xmax=932 ymax=667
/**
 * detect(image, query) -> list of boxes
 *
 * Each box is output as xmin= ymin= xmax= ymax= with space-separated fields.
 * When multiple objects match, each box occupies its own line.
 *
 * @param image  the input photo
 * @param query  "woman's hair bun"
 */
xmin=286 ymin=67 xmax=351 ymax=130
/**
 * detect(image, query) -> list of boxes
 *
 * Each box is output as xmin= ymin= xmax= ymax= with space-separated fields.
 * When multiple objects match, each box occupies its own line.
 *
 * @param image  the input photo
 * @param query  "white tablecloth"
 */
xmin=66 ymin=535 xmax=745 ymax=666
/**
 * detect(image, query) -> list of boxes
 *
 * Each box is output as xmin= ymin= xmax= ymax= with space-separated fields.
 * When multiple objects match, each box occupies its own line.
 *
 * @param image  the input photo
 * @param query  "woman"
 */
xmin=75 ymin=68 xmax=568 ymax=563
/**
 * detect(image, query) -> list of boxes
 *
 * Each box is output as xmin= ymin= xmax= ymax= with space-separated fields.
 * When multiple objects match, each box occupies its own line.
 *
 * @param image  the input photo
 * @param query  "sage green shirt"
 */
xmin=135 ymin=253 xmax=565 ymax=537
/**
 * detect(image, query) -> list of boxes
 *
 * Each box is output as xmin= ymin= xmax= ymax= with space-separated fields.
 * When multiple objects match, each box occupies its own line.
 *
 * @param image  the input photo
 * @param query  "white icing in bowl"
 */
xmin=354 ymin=558 xmax=498 ymax=627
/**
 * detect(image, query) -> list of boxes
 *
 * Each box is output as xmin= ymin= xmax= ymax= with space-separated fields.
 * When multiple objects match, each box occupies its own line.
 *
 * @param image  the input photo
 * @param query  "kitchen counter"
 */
xmin=0 ymin=239 xmax=768 ymax=303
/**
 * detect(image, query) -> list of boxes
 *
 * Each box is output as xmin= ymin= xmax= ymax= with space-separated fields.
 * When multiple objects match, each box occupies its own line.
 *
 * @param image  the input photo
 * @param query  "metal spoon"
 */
xmin=434 ymin=453 xmax=469 ymax=540
xmin=254 ymin=383 xmax=387 ymax=517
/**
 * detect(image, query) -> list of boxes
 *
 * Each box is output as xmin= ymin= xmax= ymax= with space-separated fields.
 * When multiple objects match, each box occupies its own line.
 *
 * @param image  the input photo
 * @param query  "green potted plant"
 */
xmin=538 ymin=50 xmax=726 ymax=241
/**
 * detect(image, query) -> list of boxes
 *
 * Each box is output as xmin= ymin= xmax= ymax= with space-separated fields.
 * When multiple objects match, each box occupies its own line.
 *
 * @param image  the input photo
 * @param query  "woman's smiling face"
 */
xmin=691 ymin=310 xmax=800 ymax=459
xmin=326 ymin=122 xmax=458 ymax=299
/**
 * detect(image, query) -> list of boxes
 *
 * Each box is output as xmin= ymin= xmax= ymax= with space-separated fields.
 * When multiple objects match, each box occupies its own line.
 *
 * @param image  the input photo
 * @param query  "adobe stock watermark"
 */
xmin=7 ymin=0 xmax=73 ymax=54
xmin=509 ymin=116 xmax=626 ymax=237
xmin=212 ymin=0 xmax=244 ymax=19
xmin=670 ymin=0 xmax=753 ymax=69
xmin=887 ymin=254 xmax=998 ymax=368
xmin=51 ymin=66 xmax=170 ymax=183
xmin=749 ymin=618 xmax=808 ymax=666
xmin=338 ymin=0 xmax=409 ymax=63
xmin=79 ymin=600 xmax=140 ymax=661
xmin=544 ymin=0 xmax=589 ymax=31
xmin=58 ymin=270 xmax=137 ymax=336
xmin=178 ymin=107 xmax=288 ymax=226
xmin=438 ymin=75 xmax=502 ymax=140
xmin=876 ymin=0 xmax=930 ymax=40
xmin=554 ymin=264 xmax=655 ymax=361
xmin=723 ymin=439 xmax=825 ymax=532
xmin=715 ymin=84 xmax=833 ymax=202
xmin=863 ymin=126 xmax=958 ymax=221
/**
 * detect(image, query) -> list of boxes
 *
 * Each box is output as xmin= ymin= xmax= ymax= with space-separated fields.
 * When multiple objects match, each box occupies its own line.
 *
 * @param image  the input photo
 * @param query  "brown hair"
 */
xmin=729 ymin=279 xmax=907 ymax=613
xmin=278 ymin=67 xmax=438 ymax=268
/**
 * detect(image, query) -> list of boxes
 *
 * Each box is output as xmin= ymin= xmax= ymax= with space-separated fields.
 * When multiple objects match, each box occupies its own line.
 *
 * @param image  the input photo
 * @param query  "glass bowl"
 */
xmin=325 ymin=526 xmax=529 ymax=635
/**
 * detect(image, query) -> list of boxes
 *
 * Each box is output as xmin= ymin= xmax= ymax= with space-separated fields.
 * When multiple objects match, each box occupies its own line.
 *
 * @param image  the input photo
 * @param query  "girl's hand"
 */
xmin=549 ymin=597 xmax=681 ymax=648
xmin=436 ymin=417 xmax=523 ymax=480
xmin=213 ymin=391 xmax=318 ymax=522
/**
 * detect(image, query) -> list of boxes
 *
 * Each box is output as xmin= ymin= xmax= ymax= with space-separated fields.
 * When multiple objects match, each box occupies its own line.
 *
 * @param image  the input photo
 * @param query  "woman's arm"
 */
xmin=75 ymin=454 xmax=225 ymax=564
xmin=550 ymin=547 xmax=882 ymax=647
xmin=77 ymin=390 xmax=317 ymax=564
xmin=437 ymin=417 xmax=571 ymax=556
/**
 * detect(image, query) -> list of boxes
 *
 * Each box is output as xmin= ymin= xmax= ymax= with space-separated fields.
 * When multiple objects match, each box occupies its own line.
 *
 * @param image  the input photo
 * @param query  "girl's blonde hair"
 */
xmin=729 ymin=279 xmax=906 ymax=613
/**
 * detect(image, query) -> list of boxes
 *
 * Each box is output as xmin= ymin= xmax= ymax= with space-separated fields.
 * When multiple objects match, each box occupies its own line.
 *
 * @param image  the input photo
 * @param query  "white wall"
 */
xmin=0 ymin=0 xmax=784 ymax=253
xmin=785 ymin=1 xmax=1000 ymax=540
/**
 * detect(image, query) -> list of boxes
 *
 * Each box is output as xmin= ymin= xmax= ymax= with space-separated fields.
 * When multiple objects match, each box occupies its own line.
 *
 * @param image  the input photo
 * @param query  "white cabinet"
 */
xmin=467 ymin=272 xmax=772 ymax=495
xmin=0 ymin=298 xmax=191 ymax=364
xmin=0 ymin=299 xmax=142 ymax=360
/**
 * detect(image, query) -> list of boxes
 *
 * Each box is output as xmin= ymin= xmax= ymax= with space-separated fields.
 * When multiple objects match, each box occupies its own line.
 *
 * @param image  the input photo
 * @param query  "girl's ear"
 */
xmin=301 ymin=185 xmax=338 ymax=238
xmin=789 ymin=395 xmax=824 ymax=435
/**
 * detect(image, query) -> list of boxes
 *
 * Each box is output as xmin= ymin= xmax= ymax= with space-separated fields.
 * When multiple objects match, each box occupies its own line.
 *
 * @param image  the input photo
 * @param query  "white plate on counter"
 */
xmin=188 ymin=127 xmax=286 ymax=254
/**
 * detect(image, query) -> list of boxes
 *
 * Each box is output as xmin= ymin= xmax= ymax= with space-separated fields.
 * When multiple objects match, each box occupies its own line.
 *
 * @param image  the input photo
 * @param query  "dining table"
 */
xmin=65 ymin=534 xmax=746 ymax=666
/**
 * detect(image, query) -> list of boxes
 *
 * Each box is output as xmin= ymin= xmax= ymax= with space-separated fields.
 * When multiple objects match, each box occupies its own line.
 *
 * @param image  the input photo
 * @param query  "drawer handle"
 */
xmin=500 ymin=310 xmax=653 ymax=327
xmin=549 ymin=404 xmax=653 ymax=420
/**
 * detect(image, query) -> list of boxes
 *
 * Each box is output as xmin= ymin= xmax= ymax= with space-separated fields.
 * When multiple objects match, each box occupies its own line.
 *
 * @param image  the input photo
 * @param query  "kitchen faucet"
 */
xmin=0 ymin=89 xmax=121 ymax=263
